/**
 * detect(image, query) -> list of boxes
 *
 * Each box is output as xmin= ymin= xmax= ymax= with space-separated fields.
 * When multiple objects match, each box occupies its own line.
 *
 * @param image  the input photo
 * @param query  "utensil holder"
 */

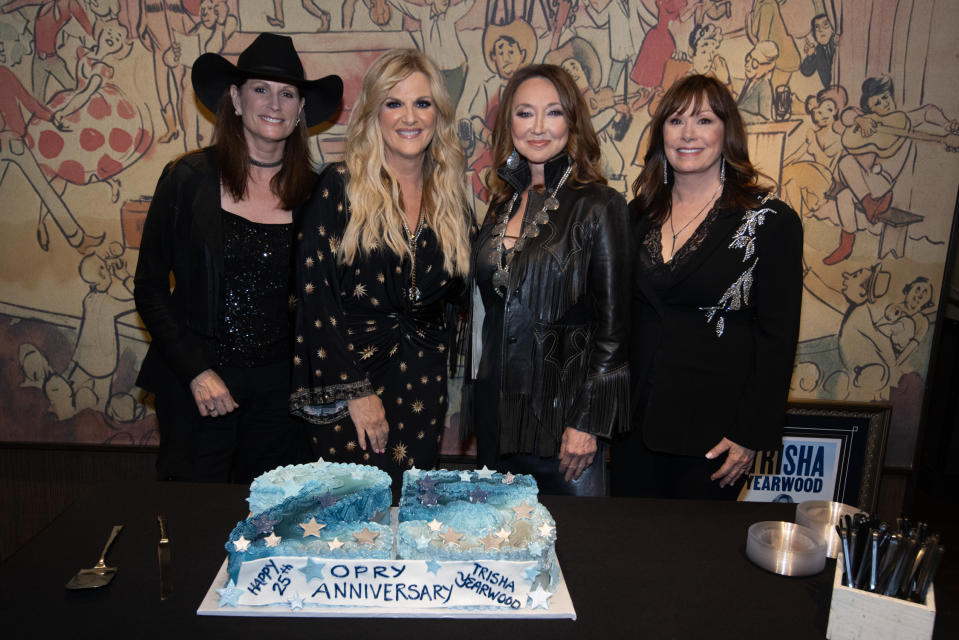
xmin=826 ymin=557 xmax=936 ymax=640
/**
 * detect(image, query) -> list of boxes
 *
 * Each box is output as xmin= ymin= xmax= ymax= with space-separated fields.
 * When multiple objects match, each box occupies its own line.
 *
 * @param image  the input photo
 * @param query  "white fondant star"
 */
xmin=503 ymin=472 xmax=516 ymax=485
xmin=475 ymin=465 xmax=495 ymax=480
xmin=427 ymin=518 xmax=443 ymax=532
xmin=299 ymin=558 xmax=326 ymax=582
xmin=328 ymin=537 xmax=344 ymax=550
xmin=353 ymin=527 xmax=380 ymax=545
xmin=287 ymin=593 xmax=305 ymax=611
xmin=407 ymin=466 xmax=421 ymax=478
xmin=538 ymin=522 xmax=554 ymax=537
xmin=513 ymin=500 xmax=535 ymax=519
xmin=414 ymin=534 xmax=432 ymax=549
xmin=232 ymin=536 xmax=251 ymax=552
xmin=439 ymin=527 xmax=464 ymax=546
xmin=527 ymin=585 xmax=552 ymax=609
xmin=299 ymin=517 xmax=326 ymax=537
xmin=217 ymin=580 xmax=244 ymax=607
xmin=495 ymin=527 xmax=511 ymax=541
xmin=264 ymin=532 xmax=282 ymax=547
xmin=479 ymin=533 xmax=503 ymax=551
xmin=458 ymin=471 xmax=473 ymax=482
xmin=425 ymin=559 xmax=442 ymax=575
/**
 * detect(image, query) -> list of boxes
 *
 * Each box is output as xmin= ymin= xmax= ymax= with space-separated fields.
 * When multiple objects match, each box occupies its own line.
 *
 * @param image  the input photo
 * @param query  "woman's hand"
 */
xmin=347 ymin=394 xmax=389 ymax=454
xmin=189 ymin=369 xmax=239 ymax=417
xmin=706 ymin=437 xmax=756 ymax=488
xmin=558 ymin=427 xmax=597 ymax=482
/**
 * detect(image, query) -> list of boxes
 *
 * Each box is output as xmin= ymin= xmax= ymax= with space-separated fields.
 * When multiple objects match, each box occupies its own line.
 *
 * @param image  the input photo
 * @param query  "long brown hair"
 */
xmin=631 ymin=74 xmax=771 ymax=225
xmin=213 ymin=84 xmax=317 ymax=209
xmin=486 ymin=64 xmax=606 ymax=208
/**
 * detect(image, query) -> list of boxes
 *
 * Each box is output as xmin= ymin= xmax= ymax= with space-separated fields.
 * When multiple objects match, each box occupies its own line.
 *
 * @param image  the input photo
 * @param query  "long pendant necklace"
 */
xmin=401 ymin=210 xmax=425 ymax=302
xmin=490 ymin=162 xmax=573 ymax=296
xmin=667 ymin=181 xmax=723 ymax=259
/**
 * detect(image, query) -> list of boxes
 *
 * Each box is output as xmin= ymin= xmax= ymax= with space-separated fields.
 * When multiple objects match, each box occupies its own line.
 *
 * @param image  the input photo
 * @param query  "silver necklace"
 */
xmin=400 ymin=210 xmax=425 ymax=302
xmin=490 ymin=162 xmax=573 ymax=296
xmin=667 ymin=182 xmax=723 ymax=258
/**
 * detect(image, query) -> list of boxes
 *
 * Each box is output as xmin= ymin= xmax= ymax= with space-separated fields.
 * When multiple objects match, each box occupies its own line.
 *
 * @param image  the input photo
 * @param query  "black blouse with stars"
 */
xmin=290 ymin=164 xmax=465 ymax=480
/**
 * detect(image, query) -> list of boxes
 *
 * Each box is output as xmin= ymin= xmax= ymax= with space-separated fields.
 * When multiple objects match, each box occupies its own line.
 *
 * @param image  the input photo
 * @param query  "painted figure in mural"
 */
xmin=737 ymin=40 xmax=778 ymax=124
xmin=464 ymin=18 xmax=535 ymax=202
xmin=878 ymin=276 xmax=935 ymax=366
xmin=290 ymin=49 xmax=472 ymax=500
xmin=799 ymin=13 xmax=837 ymax=90
xmin=614 ymin=75 xmax=802 ymax=499
xmin=628 ymin=0 xmax=692 ymax=99
xmin=134 ymin=33 xmax=343 ymax=482
xmin=583 ymin=0 xmax=651 ymax=93
xmin=468 ymin=64 xmax=630 ymax=495
xmin=186 ymin=0 xmax=237 ymax=147
xmin=746 ymin=0 xmax=798 ymax=90
xmin=342 ymin=0 xmax=399 ymax=29
xmin=804 ymin=262 xmax=897 ymax=401
xmin=28 ymin=20 xmax=151 ymax=233
xmin=390 ymin=0 xmax=474 ymax=109
xmin=2 ymin=0 xmax=95 ymax=100
xmin=0 ymin=36 xmax=103 ymax=253
xmin=648 ymin=21 xmax=731 ymax=115
xmin=825 ymin=75 xmax=959 ymax=265
xmin=126 ymin=0 xmax=195 ymax=145
xmin=267 ymin=0 xmax=332 ymax=30
xmin=781 ymin=85 xmax=847 ymax=218
xmin=544 ymin=36 xmax=628 ymax=185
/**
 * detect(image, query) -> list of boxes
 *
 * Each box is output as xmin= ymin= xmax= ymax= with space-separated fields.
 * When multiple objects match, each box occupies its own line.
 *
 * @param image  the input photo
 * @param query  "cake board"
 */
xmin=197 ymin=558 xmax=576 ymax=619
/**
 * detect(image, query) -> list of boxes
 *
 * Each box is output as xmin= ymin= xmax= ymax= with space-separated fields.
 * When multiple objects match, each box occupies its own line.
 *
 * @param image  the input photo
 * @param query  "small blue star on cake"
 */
xmin=317 ymin=491 xmax=337 ymax=507
xmin=252 ymin=514 xmax=278 ymax=535
xmin=425 ymin=559 xmax=442 ymax=575
xmin=217 ymin=580 xmax=244 ymax=607
xmin=417 ymin=474 xmax=438 ymax=492
xmin=287 ymin=593 xmax=305 ymax=611
xmin=300 ymin=558 xmax=326 ymax=582
xmin=524 ymin=565 xmax=540 ymax=582
xmin=527 ymin=585 xmax=552 ymax=609
xmin=468 ymin=487 xmax=488 ymax=503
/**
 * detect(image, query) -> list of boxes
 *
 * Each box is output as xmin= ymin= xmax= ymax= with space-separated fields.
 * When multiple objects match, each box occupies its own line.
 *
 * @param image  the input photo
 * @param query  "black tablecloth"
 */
xmin=0 ymin=481 xmax=948 ymax=638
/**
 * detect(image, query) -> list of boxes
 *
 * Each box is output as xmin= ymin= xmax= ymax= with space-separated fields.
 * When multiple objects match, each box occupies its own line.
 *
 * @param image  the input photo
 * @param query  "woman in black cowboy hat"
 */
xmin=134 ymin=33 xmax=343 ymax=483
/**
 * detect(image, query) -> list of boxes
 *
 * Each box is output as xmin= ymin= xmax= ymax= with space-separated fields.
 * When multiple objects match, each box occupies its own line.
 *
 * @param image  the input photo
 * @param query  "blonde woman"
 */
xmin=290 ymin=49 xmax=472 ymax=496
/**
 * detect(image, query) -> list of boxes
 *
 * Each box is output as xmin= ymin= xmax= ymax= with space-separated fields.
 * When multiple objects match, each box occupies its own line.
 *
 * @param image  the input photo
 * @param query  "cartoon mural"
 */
xmin=1 ymin=1 xmax=957 ymax=479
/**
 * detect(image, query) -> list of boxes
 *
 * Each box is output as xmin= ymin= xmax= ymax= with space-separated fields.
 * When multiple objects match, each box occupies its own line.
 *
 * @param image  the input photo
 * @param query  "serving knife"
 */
xmin=157 ymin=514 xmax=173 ymax=600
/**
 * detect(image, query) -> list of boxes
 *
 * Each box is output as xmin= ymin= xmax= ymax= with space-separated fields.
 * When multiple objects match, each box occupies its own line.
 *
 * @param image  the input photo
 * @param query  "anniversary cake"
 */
xmin=215 ymin=461 xmax=559 ymax=612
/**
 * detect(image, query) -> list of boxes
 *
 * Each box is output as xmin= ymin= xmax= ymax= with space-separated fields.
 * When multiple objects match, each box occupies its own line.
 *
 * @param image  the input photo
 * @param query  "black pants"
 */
xmin=154 ymin=360 xmax=302 ymax=484
xmin=473 ymin=378 xmax=607 ymax=497
xmin=610 ymin=429 xmax=744 ymax=500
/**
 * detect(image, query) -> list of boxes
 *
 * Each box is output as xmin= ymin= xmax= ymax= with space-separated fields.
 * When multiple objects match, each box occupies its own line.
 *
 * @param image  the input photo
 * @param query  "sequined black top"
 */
xmin=216 ymin=209 xmax=292 ymax=367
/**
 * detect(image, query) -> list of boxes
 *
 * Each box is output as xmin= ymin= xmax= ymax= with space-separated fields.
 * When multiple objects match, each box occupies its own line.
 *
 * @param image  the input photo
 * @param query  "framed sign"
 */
xmin=740 ymin=402 xmax=890 ymax=512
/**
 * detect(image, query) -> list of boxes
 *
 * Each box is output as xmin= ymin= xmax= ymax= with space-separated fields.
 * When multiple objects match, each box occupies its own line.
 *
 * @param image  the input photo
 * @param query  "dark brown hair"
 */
xmin=485 ymin=64 xmax=606 ymax=207
xmin=631 ymin=74 xmax=771 ymax=225
xmin=213 ymin=83 xmax=317 ymax=209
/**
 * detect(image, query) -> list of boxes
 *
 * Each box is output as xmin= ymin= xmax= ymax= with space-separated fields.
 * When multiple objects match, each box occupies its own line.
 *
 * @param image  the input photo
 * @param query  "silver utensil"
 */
xmin=65 ymin=525 xmax=123 ymax=590
xmin=157 ymin=515 xmax=173 ymax=599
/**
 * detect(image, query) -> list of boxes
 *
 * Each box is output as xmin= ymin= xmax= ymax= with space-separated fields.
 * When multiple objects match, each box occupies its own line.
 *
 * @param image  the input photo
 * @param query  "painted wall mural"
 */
xmin=1 ymin=1 xmax=957 ymax=472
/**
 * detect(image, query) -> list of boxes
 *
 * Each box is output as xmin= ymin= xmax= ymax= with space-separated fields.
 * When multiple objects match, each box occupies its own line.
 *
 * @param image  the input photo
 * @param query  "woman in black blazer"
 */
xmin=134 ymin=34 xmax=341 ymax=482
xmin=611 ymin=75 xmax=802 ymax=499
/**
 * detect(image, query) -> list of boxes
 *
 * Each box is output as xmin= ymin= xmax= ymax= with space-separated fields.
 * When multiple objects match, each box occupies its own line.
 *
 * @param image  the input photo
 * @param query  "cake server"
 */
xmin=65 ymin=525 xmax=123 ymax=590
xmin=157 ymin=515 xmax=173 ymax=600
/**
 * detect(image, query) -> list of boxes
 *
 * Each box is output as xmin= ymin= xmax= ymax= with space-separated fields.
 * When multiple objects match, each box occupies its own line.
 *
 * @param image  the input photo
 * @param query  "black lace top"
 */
xmin=640 ymin=206 xmax=720 ymax=288
xmin=216 ymin=209 xmax=292 ymax=367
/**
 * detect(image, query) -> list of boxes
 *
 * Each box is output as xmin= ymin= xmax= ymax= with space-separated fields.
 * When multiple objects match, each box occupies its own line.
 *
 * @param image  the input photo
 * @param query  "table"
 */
xmin=0 ymin=481 xmax=950 ymax=638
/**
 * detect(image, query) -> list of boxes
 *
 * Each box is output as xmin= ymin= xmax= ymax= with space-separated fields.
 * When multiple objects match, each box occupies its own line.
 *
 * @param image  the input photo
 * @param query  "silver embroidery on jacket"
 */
xmin=700 ymin=202 xmax=775 ymax=337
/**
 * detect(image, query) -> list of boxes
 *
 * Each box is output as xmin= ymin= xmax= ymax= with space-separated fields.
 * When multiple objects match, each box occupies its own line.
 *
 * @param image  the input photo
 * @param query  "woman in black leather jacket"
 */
xmin=469 ymin=64 xmax=630 ymax=495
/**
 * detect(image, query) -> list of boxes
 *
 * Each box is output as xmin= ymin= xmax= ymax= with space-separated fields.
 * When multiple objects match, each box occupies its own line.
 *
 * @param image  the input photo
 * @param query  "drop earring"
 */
xmin=720 ymin=156 xmax=726 ymax=183
xmin=506 ymin=149 xmax=520 ymax=170
xmin=663 ymin=160 xmax=669 ymax=185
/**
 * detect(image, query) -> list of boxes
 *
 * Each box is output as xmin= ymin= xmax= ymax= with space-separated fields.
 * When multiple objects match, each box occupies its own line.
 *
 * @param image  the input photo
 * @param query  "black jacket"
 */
xmin=471 ymin=154 xmax=631 ymax=456
xmin=630 ymin=195 xmax=803 ymax=454
xmin=133 ymin=148 xmax=303 ymax=392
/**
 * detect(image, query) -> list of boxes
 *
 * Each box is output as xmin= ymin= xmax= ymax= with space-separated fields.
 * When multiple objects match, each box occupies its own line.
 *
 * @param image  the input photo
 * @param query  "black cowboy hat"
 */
xmin=191 ymin=33 xmax=343 ymax=128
